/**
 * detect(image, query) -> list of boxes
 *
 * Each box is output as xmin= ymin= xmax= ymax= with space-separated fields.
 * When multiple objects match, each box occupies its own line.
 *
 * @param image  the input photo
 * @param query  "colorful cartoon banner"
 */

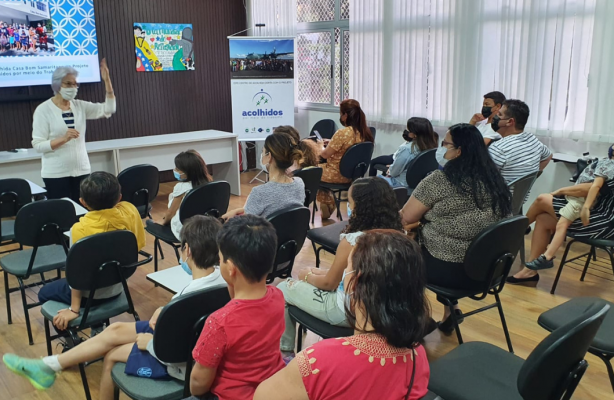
xmin=134 ymin=23 xmax=194 ymax=72
xmin=228 ymin=37 xmax=295 ymax=141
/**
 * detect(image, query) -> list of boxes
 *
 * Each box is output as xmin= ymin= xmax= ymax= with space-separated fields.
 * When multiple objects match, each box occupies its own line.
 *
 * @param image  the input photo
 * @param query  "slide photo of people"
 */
xmin=134 ymin=23 xmax=194 ymax=72
xmin=230 ymin=39 xmax=294 ymax=79
xmin=0 ymin=0 xmax=55 ymax=56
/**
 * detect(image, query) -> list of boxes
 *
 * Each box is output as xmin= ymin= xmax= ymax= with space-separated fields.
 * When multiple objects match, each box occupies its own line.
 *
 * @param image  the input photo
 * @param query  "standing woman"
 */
xmin=318 ymin=99 xmax=373 ymax=219
xmin=31 ymin=59 xmax=116 ymax=201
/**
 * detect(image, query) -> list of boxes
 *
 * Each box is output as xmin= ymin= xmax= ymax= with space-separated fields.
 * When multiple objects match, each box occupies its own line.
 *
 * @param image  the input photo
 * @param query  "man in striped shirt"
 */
xmin=489 ymin=99 xmax=552 ymax=185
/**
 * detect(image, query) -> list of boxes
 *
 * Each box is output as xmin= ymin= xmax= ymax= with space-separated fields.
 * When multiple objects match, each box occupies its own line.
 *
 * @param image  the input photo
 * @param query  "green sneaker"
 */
xmin=2 ymin=354 xmax=56 ymax=390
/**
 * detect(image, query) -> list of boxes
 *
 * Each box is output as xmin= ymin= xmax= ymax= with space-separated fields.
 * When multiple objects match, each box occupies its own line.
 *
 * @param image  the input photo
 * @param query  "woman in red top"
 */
xmin=255 ymin=230 xmax=430 ymax=400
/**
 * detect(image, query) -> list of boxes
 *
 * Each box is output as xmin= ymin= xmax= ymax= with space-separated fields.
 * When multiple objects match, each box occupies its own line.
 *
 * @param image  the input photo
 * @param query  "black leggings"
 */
xmin=422 ymin=247 xmax=482 ymax=306
xmin=368 ymin=155 xmax=394 ymax=177
xmin=43 ymin=174 xmax=89 ymax=202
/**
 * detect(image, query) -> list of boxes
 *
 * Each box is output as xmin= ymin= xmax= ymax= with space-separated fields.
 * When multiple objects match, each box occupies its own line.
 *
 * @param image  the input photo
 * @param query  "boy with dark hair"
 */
xmin=37 ymin=171 xmax=146 ymax=331
xmin=469 ymin=90 xmax=506 ymax=145
xmin=4 ymin=216 xmax=225 ymax=400
xmin=190 ymin=215 xmax=285 ymax=400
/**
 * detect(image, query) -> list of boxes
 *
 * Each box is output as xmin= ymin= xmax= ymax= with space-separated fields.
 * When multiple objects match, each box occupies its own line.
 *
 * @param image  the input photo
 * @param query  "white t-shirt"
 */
xmin=168 ymin=181 xmax=193 ymax=240
xmin=149 ymin=267 xmax=226 ymax=380
xmin=476 ymin=119 xmax=501 ymax=141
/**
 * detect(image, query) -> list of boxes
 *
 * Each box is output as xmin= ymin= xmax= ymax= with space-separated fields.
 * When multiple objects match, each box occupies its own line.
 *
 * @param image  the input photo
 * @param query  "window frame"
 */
xmin=296 ymin=0 xmax=349 ymax=112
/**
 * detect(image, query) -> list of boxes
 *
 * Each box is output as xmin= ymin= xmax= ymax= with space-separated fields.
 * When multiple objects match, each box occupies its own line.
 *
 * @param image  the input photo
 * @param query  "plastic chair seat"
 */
xmin=1 ymin=220 xmax=15 ymax=241
xmin=146 ymin=223 xmax=179 ymax=244
xmin=568 ymin=235 xmax=614 ymax=248
xmin=0 ymin=245 xmax=66 ymax=276
xmin=111 ymin=362 xmax=184 ymax=400
xmin=136 ymin=204 xmax=153 ymax=218
xmin=288 ymin=305 xmax=353 ymax=339
xmin=41 ymin=292 xmax=130 ymax=329
xmin=539 ymin=297 xmax=614 ymax=355
xmin=421 ymin=391 xmax=445 ymax=400
xmin=426 ymin=281 xmax=498 ymax=302
xmin=306 ymin=221 xmax=348 ymax=253
xmin=428 ymin=342 xmax=524 ymax=400
xmin=319 ymin=181 xmax=352 ymax=191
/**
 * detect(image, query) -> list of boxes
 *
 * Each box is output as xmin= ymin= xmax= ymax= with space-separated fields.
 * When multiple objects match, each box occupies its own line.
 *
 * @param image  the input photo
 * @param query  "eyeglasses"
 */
xmin=61 ymin=82 xmax=79 ymax=88
xmin=441 ymin=140 xmax=455 ymax=148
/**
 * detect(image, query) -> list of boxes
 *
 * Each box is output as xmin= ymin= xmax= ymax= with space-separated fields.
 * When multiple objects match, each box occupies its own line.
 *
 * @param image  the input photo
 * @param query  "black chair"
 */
xmin=369 ymin=126 xmax=376 ymax=141
xmin=394 ymin=186 xmax=409 ymax=209
xmin=310 ymin=119 xmax=337 ymax=140
xmin=117 ymin=164 xmax=160 ymax=219
xmin=319 ymin=142 xmax=374 ymax=220
xmin=427 ymin=215 xmax=529 ymax=353
xmin=41 ymin=231 xmax=152 ymax=400
xmin=539 ymin=297 xmax=614 ymax=395
xmin=267 ymin=206 xmax=311 ymax=283
xmin=405 ymin=149 xmax=438 ymax=196
xmin=306 ymin=221 xmax=349 ymax=268
xmin=293 ymin=167 xmax=323 ymax=224
xmin=0 ymin=199 xmax=75 ymax=345
xmin=0 ymin=178 xmax=32 ymax=255
xmin=428 ymin=302 xmax=610 ymax=400
xmin=111 ymin=285 xmax=231 ymax=400
xmin=288 ymin=305 xmax=353 ymax=352
xmin=508 ymin=170 xmax=540 ymax=265
xmin=550 ymin=235 xmax=614 ymax=295
xmin=146 ymin=181 xmax=230 ymax=272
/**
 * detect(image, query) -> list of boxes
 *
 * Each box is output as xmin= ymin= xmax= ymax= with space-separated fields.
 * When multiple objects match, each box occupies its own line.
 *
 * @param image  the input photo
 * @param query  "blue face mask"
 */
xmin=174 ymin=171 xmax=185 ymax=181
xmin=180 ymin=257 xmax=192 ymax=275
xmin=347 ymin=202 xmax=352 ymax=218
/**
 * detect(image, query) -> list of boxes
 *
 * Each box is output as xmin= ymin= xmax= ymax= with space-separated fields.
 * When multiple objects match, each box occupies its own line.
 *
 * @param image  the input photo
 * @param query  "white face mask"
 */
xmin=260 ymin=152 xmax=269 ymax=173
xmin=435 ymin=146 xmax=450 ymax=167
xmin=60 ymin=87 xmax=78 ymax=101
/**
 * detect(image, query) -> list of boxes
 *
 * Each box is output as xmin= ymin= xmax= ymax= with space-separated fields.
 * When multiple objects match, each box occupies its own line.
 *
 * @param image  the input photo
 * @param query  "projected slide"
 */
xmin=0 ymin=0 xmax=100 ymax=88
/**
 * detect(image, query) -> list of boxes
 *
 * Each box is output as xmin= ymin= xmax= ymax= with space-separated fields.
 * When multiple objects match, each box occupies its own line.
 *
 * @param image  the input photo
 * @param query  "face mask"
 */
xmin=180 ymin=257 xmax=192 ymax=275
xmin=481 ymin=106 xmax=492 ymax=118
xmin=173 ymin=171 xmax=185 ymax=181
xmin=60 ymin=87 xmax=78 ymax=101
xmin=492 ymin=116 xmax=502 ymax=132
xmin=347 ymin=202 xmax=352 ymax=218
xmin=435 ymin=146 xmax=450 ymax=167
xmin=260 ymin=152 xmax=269 ymax=173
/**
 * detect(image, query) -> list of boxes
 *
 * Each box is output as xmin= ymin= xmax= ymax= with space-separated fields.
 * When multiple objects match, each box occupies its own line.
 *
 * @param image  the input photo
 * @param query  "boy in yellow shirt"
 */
xmin=38 ymin=171 xmax=145 ymax=331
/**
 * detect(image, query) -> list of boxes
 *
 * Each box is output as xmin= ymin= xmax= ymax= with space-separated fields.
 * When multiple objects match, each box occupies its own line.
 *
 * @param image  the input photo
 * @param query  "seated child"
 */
xmin=37 ymin=171 xmax=145 ymax=331
xmin=3 ymin=216 xmax=225 ymax=400
xmin=189 ymin=215 xmax=285 ymax=400
xmin=527 ymin=145 xmax=614 ymax=270
xmin=148 ymin=149 xmax=212 ymax=240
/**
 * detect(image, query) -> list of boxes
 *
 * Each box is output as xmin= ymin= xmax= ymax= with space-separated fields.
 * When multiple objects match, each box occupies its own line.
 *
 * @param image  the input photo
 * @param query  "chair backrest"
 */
xmin=179 ymin=181 xmax=230 ymax=221
xmin=310 ymin=119 xmax=337 ymax=140
xmin=508 ymin=170 xmax=540 ymax=215
xmin=463 ymin=215 xmax=529 ymax=296
xmin=405 ymin=149 xmax=438 ymax=190
xmin=0 ymin=178 xmax=32 ymax=219
xmin=393 ymin=187 xmax=409 ymax=209
xmin=14 ymin=199 xmax=76 ymax=247
xmin=339 ymin=142 xmax=374 ymax=181
xmin=267 ymin=206 xmax=311 ymax=281
xmin=117 ymin=164 xmax=159 ymax=218
xmin=293 ymin=167 xmax=323 ymax=207
xmin=517 ymin=302 xmax=610 ymax=400
xmin=154 ymin=284 xmax=231 ymax=396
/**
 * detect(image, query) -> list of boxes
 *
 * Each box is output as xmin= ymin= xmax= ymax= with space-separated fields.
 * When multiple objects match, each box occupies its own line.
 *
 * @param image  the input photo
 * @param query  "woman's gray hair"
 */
xmin=51 ymin=66 xmax=79 ymax=94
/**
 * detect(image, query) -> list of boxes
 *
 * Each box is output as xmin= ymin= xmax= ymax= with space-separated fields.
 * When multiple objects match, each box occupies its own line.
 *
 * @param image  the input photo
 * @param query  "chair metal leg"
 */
xmin=315 ymin=247 xmax=324 ymax=269
xmin=311 ymin=201 xmax=316 ymax=224
xmin=519 ymin=240 xmax=526 ymax=266
xmin=153 ymin=238 xmax=159 ymax=273
xmin=44 ymin=319 xmax=52 ymax=356
xmin=68 ymin=330 xmax=92 ymax=400
xmin=4 ymin=271 xmax=11 ymax=324
xmin=173 ymin=245 xmax=181 ymax=263
xmin=443 ymin=300 xmax=463 ymax=345
xmin=18 ymin=278 xmax=34 ymax=345
xmin=296 ymin=324 xmax=304 ymax=352
xmin=605 ymin=247 xmax=614 ymax=282
xmin=157 ymin=239 xmax=165 ymax=260
xmin=593 ymin=246 xmax=598 ymax=261
xmin=494 ymin=292 xmax=514 ymax=353
xmin=551 ymin=240 xmax=574 ymax=294
xmin=580 ymin=246 xmax=594 ymax=282
xmin=114 ymin=385 xmax=120 ymax=400
xmin=335 ymin=191 xmax=343 ymax=221
xmin=311 ymin=241 xmax=320 ymax=269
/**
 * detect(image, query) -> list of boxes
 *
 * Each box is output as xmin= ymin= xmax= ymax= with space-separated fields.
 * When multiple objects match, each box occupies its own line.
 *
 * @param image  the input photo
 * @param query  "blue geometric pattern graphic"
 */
xmin=50 ymin=0 xmax=98 ymax=55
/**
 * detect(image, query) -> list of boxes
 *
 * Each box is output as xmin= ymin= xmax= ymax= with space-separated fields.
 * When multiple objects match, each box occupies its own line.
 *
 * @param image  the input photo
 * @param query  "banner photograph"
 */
xmin=229 ymin=38 xmax=293 ymax=80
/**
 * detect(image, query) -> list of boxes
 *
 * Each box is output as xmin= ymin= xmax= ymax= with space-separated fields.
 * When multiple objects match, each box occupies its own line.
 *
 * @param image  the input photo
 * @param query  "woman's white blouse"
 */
xmin=31 ymin=97 xmax=116 ymax=178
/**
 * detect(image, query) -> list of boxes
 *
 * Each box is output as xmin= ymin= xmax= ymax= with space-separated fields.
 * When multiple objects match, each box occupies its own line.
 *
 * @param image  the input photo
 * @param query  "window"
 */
xmin=296 ymin=0 xmax=349 ymax=107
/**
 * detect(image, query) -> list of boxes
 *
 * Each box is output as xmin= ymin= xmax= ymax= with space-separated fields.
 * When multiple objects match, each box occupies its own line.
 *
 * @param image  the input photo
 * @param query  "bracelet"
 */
xmin=106 ymin=91 xmax=114 ymax=95
xmin=305 ymin=271 xmax=314 ymax=283
xmin=68 ymin=307 xmax=80 ymax=315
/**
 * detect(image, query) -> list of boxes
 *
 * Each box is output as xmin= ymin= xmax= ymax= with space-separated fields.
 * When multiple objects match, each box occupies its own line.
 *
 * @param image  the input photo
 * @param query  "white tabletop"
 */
xmin=552 ymin=153 xmax=579 ymax=164
xmin=146 ymin=265 xmax=191 ymax=294
xmin=26 ymin=179 xmax=46 ymax=196
xmin=61 ymin=197 xmax=88 ymax=217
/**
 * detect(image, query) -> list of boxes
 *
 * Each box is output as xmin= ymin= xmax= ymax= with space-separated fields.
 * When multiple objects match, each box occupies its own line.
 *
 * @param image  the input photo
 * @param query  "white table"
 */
xmin=61 ymin=197 xmax=88 ymax=217
xmin=146 ymin=265 xmax=191 ymax=294
xmin=26 ymin=179 xmax=46 ymax=196
xmin=552 ymin=153 xmax=579 ymax=164
xmin=0 ymin=130 xmax=241 ymax=196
